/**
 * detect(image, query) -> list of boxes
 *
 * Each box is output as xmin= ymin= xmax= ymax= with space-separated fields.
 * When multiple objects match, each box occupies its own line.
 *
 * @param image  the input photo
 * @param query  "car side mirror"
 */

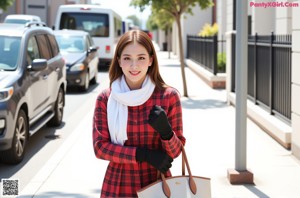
xmin=88 ymin=46 xmax=98 ymax=54
xmin=28 ymin=59 xmax=47 ymax=71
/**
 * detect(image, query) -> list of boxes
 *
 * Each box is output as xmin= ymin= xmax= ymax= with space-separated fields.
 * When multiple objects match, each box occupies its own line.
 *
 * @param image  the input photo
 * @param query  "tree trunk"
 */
xmin=175 ymin=15 xmax=188 ymax=97
xmin=167 ymin=29 xmax=170 ymax=59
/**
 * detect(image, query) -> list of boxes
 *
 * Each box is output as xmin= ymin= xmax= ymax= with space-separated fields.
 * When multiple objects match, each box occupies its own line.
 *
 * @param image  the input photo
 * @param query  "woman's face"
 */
xmin=118 ymin=42 xmax=153 ymax=90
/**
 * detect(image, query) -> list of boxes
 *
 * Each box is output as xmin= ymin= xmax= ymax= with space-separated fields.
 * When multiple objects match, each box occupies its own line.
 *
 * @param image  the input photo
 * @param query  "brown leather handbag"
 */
xmin=137 ymin=144 xmax=211 ymax=198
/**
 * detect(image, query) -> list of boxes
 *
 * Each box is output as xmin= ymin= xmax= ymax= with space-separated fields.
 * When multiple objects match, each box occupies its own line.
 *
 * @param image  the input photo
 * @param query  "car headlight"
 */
xmin=0 ymin=119 xmax=5 ymax=129
xmin=70 ymin=63 xmax=85 ymax=72
xmin=0 ymin=87 xmax=14 ymax=102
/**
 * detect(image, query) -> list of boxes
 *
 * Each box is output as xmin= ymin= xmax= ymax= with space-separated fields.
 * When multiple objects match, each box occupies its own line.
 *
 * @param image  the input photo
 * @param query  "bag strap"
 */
xmin=160 ymin=144 xmax=197 ymax=197
xmin=182 ymin=150 xmax=185 ymax=176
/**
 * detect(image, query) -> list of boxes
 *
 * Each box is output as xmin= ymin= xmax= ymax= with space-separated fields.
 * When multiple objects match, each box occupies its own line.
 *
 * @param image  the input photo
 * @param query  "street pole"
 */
xmin=227 ymin=0 xmax=254 ymax=184
xmin=235 ymin=0 xmax=248 ymax=172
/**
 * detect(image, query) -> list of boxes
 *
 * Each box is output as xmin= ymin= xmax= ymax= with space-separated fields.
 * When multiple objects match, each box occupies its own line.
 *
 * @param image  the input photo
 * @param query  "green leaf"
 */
xmin=0 ymin=0 xmax=14 ymax=11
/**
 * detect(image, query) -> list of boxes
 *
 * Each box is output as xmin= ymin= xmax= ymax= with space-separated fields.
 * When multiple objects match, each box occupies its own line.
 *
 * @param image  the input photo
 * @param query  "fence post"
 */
xmin=187 ymin=35 xmax=190 ymax=59
xmin=231 ymin=33 xmax=236 ymax=92
xmin=254 ymin=33 xmax=257 ymax=104
xmin=269 ymin=32 xmax=274 ymax=115
xmin=213 ymin=35 xmax=218 ymax=75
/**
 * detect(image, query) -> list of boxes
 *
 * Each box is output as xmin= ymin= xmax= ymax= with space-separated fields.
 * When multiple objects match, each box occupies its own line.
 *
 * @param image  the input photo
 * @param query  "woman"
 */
xmin=93 ymin=30 xmax=185 ymax=198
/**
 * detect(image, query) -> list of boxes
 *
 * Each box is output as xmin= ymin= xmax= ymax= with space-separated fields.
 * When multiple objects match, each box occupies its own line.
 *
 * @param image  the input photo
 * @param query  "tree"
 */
xmin=127 ymin=15 xmax=141 ymax=28
xmin=0 ymin=0 xmax=14 ymax=11
xmin=147 ymin=8 xmax=173 ymax=32
xmin=146 ymin=12 xmax=159 ymax=31
xmin=131 ymin=0 xmax=213 ymax=97
xmin=147 ymin=8 xmax=173 ymax=58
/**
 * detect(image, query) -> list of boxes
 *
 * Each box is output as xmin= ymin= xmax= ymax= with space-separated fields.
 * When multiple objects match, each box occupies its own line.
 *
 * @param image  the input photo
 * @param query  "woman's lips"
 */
xmin=129 ymin=71 xmax=141 ymax=76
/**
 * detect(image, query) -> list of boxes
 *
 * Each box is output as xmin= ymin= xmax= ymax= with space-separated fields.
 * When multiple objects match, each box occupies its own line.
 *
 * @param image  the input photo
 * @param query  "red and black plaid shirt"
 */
xmin=93 ymin=87 xmax=185 ymax=198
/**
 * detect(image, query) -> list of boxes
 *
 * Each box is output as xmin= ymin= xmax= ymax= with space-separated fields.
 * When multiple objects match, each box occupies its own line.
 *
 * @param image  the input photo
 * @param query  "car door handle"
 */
xmin=43 ymin=75 xmax=48 ymax=80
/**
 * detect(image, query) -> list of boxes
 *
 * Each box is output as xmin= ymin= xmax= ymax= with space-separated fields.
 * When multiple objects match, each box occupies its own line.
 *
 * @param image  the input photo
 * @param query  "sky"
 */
xmin=91 ymin=0 xmax=151 ymax=23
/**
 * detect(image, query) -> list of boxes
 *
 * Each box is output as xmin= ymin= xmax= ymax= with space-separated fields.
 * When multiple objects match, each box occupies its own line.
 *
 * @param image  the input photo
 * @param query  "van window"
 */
xmin=114 ymin=16 xmax=122 ymax=37
xmin=59 ymin=13 xmax=109 ymax=37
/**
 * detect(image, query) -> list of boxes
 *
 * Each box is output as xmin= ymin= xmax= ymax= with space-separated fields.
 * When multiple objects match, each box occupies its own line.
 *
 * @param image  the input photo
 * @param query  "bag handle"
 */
xmin=160 ymin=144 xmax=197 ymax=197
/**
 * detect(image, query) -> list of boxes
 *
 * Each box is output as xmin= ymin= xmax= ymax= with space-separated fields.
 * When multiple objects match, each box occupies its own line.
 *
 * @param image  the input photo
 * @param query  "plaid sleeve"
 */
xmin=92 ymin=89 xmax=137 ymax=164
xmin=161 ymin=88 xmax=186 ymax=158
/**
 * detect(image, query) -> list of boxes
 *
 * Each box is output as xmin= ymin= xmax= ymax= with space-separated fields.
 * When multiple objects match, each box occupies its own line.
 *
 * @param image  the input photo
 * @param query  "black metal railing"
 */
xmin=232 ymin=32 xmax=291 ymax=122
xmin=187 ymin=35 xmax=218 ymax=74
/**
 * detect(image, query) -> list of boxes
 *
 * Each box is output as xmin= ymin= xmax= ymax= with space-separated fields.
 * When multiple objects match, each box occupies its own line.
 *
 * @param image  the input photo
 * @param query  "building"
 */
xmin=0 ymin=0 xmax=89 ymax=27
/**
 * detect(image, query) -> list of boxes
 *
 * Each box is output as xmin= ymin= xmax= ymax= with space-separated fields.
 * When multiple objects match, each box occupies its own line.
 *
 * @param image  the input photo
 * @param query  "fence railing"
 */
xmin=231 ymin=33 xmax=292 ymax=122
xmin=187 ymin=35 xmax=218 ymax=75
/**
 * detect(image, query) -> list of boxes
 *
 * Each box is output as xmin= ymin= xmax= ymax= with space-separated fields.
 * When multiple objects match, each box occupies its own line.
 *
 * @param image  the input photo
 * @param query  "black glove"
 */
xmin=136 ymin=148 xmax=173 ymax=173
xmin=148 ymin=105 xmax=173 ymax=140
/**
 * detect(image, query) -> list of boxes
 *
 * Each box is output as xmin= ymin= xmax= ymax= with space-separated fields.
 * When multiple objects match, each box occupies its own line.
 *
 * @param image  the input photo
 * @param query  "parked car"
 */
xmin=54 ymin=30 xmax=99 ymax=91
xmin=142 ymin=30 xmax=153 ymax=40
xmin=4 ymin=14 xmax=42 ymax=24
xmin=0 ymin=22 xmax=66 ymax=164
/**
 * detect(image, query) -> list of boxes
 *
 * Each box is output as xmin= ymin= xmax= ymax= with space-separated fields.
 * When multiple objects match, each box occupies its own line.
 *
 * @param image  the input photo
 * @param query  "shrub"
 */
xmin=199 ymin=23 xmax=218 ymax=37
xmin=217 ymin=52 xmax=226 ymax=72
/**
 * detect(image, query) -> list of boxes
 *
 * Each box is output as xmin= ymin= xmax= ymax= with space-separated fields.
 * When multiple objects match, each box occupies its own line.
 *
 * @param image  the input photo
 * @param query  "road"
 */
xmin=0 ymin=68 xmax=110 ymax=192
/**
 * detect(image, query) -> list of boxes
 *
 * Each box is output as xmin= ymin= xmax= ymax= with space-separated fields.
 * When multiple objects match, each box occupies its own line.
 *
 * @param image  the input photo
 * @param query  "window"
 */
xmin=114 ymin=16 xmax=122 ymax=37
xmin=36 ymin=35 xmax=52 ymax=60
xmin=27 ymin=36 xmax=40 ymax=65
xmin=55 ymin=35 xmax=85 ymax=53
xmin=87 ymin=36 xmax=93 ymax=47
xmin=47 ymin=34 xmax=59 ymax=56
xmin=60 ymin=13 xmax=109 ymax=37
xmin=0 ymin=36 xmax=21 ymax=70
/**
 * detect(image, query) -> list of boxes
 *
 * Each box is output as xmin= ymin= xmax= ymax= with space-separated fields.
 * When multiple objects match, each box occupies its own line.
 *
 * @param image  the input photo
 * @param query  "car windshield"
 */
xmin=4 ymin=19 xmax=31 ymax=24
xmin=0 ymin=36 xmax=21 ymax=71
xmin=55 ymin=35 xmax=85 ymax=53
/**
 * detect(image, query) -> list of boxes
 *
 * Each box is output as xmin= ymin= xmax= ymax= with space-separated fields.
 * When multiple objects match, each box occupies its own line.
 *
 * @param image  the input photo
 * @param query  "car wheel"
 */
xmin=48 ymin=87 xmax=64 ymax=127
xmin=0 ymin=109 xmax=28 ymax=164
xmin=81 ymin=71 xmax=89 ymax=92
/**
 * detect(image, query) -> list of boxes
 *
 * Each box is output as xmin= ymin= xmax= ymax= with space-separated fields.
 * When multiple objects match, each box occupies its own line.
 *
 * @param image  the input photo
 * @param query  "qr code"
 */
xmin=1 ymin=179 xmax=19 ymax=197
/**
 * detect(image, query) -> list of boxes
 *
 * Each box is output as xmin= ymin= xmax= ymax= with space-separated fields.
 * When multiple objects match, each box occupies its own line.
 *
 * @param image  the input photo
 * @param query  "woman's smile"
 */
xmin=129 ymin=71 xmax=141 ymax=76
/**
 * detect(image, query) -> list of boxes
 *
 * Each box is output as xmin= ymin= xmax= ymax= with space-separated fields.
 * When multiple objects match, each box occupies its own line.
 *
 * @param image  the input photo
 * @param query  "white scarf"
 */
xmin=107 ymin=75 xmax=155 ymax=145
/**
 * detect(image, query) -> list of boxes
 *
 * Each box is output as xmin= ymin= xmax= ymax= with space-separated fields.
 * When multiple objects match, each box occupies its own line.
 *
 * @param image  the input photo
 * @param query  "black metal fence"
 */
xmin=231 ymin=33 xmax=292 ymax=122
xmin=187 ymin=35 xmax=218 ymax=74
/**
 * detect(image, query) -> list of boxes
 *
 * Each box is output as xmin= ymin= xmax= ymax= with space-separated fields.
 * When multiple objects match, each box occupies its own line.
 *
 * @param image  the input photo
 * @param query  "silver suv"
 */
xmin=0 ymin=22 xmax=66 ymax=164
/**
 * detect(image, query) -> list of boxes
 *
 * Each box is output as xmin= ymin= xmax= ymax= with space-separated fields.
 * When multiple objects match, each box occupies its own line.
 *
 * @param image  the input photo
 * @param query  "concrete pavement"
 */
xmin=18 ymin=50 xmax=300 ymax=198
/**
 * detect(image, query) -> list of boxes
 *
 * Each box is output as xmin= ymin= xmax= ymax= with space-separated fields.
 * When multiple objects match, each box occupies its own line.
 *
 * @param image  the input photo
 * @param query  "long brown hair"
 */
xmin=108 ymin=30 xmax=167 ymax=90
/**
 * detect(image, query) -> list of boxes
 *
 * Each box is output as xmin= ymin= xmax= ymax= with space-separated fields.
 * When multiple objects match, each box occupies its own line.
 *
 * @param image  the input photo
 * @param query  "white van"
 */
xmin=4 ymin=14 xmax=42 ymax=24
xmin=54 ymin=4 xmax=123 ymax=67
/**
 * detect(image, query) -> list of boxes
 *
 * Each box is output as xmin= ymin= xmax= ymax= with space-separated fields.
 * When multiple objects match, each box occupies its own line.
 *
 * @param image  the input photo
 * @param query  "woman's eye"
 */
xmin=124 ymin=57 xmax=130 ymax=61
xmin=138 ymin=57 xmax=146 ymax=60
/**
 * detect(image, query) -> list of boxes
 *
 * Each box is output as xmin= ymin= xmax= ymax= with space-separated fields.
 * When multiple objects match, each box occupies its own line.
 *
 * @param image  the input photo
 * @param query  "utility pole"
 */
xmin=227 ymin=0 xmax=254 ymax=184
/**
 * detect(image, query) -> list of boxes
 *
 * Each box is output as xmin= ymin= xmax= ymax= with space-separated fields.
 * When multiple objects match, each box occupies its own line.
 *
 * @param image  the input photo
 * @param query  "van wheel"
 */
xmin=0 ymin=109 xmax=28 ymax=164
xmin=48 ymin=87 xmax=64 ymax=127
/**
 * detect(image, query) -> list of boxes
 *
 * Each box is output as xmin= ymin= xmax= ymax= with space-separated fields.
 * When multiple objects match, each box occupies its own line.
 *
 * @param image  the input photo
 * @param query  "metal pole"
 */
xmin=235 ymin=0 xmax=248 ymax=171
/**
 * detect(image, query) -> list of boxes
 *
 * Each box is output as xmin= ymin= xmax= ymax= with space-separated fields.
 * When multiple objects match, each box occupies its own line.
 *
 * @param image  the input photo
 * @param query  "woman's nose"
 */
xmin=130 ymin=60 xmax=138 ymax=67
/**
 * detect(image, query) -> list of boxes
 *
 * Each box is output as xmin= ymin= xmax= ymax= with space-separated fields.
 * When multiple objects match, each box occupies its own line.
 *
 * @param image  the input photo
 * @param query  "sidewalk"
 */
xmin=19 ymin=50 xmax=300 ymax=198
